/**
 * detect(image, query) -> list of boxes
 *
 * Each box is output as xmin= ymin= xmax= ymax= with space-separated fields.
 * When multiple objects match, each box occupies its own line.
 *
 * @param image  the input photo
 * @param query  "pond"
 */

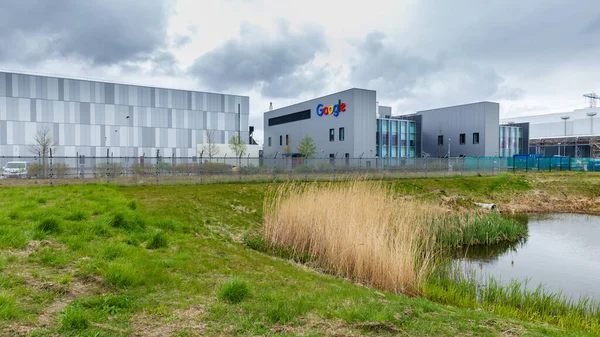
xmin=456 ymin=213 xmax=600 ymax=301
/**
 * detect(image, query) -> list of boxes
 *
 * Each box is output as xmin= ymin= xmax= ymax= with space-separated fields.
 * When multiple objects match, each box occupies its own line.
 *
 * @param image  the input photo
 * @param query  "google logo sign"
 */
xmin=316 ymin=100 xmax=347 ymax=117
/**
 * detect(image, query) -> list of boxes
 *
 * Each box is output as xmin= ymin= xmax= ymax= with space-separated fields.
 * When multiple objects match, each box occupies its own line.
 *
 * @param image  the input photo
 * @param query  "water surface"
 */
xmin=457 ymin=213 xmax=600 ymax=301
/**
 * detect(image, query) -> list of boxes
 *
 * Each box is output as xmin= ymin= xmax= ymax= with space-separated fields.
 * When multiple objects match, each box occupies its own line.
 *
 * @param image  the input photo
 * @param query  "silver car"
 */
xmin=2 ymin=161 xmax=28 ymax=178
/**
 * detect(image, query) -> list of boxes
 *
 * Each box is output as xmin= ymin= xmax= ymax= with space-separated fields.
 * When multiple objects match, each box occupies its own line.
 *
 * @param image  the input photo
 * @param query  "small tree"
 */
xmin=229 ymin=134 xmax=247 ymax=167
xmin=201 ymin=130 xmax=220 ymax=160
xmin=29 ymin=125 xmax=57 ymax=158
xmin=297 ymin=136 xmax=316 ymax=159
xmin=28 ymin=126 xmax=57 ymax=177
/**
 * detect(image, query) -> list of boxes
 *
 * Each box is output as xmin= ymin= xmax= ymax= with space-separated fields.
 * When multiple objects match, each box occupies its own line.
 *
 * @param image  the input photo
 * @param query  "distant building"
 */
xmin=0 ymin=71 xmax=250 ymax=163
xmin=502 ymin=107 xmax=600 ymax=157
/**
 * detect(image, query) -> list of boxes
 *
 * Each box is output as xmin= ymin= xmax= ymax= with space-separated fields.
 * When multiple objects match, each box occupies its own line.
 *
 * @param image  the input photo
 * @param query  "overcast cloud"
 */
xmin=188 ymin=21 xmax=328 ymax=98
xmin=1 ymin=0 xmax=600 ymax=144
xmin=0 ymin=0 xmax=173 ymax=65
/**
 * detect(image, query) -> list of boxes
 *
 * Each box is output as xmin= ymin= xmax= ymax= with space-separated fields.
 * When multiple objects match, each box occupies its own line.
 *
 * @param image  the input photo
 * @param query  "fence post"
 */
xmin=156 ymin=150 xmax=160 ymax=185
xmin=106 ymin=149 xmax=110 ymax=183
xmin=199 ymin=151 xmax=204 ymax=185
xmin=49 ymin=149 xmax=54 ymax=186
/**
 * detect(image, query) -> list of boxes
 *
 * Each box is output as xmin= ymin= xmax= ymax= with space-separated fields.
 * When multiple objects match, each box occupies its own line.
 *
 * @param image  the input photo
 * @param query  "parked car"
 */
xmin=2 ymin=161 xmax=28 ymax=178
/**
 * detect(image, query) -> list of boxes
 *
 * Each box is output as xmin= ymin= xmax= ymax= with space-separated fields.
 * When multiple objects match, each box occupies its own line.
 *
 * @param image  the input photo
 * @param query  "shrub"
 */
xmin=147 ymin=231 xmax=168 ymax=250
xmin=201 ymin=162 xmax=231 ymax=173
xmin=35 ymin=218 xmax=61 ymax=234
xmin=94 ymin=163 xmax=125 ymax=176
xmin=59 ymin=306 xmax=90 ymax=331
xmin=53 ymin=163 xmax=71 ymax=178
xmin=217 ymin=278 xmax=250 ymax=303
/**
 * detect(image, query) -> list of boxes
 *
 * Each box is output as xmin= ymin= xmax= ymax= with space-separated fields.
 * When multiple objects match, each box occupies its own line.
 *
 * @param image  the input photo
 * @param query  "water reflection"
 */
xmin=456 ymin=213 xmax=600 ymax=301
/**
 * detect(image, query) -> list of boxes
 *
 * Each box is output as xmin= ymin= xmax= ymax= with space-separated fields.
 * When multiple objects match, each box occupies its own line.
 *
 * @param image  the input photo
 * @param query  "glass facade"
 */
xmin=376 ymin=118 xmax=416 ymax=160
xmin=499 ymin=125 xmax=522 ymax=157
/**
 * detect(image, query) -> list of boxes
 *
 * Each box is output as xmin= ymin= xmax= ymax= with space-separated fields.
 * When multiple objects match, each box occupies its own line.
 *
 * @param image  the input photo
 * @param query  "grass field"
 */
xmin=0 ymin=173 xmax=599 ymax=336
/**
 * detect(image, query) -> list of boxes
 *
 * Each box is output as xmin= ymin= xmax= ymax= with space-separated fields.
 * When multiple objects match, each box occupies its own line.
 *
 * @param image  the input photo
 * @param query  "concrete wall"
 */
xmin=417 ymin=102 xmax=500 ymax=157
xmin=263 ymin=88 xmax=377 ymax=158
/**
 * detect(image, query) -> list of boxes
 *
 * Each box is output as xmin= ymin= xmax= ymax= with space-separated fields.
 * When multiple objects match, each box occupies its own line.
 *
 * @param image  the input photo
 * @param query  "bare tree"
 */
xmin=201 ymin=129 xmax=220 ymax=160
xmin=28 ymin=126 xmax=57 ymax=158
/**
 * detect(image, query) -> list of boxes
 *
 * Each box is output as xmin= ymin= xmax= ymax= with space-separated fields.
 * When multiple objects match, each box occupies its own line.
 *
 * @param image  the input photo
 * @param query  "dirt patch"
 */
xmin=129 ymin=305 xmax=207 ymax=337
xmin=2 ymin=271 xmax=105 ymax=336
xmin=8 ymin=240 xmax=67 ymax=259
xmin=502 ymin=190 xmax=600 ymax=215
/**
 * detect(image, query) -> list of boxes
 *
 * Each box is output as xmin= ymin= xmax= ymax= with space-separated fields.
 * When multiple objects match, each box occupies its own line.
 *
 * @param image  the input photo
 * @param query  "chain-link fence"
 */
xmin=509 ymin=156 xmax=600 ymax=172
xmin=0 ymin=155 xmax=517 ymax=186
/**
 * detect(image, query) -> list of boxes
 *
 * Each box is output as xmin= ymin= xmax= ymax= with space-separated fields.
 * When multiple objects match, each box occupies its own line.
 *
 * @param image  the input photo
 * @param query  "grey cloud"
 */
xmin=0 ymin=0 xmax=173 ymax=65
xmin=261 ymin=65 xmax=329 ymax=98
xmin=150 ymin=51 xmax=179 ymax=76
xmin=189 ymin=21 xmax=328 ymax=97
xmin=350 ymin=32 xmax=524 ymax=113
xmin=172 ymin=35 xmax=192 ymax=48
xmin=350 ymin=31 xmax=445 ymax=99
xmin=406 ymin=1 xmax=600 ymax=67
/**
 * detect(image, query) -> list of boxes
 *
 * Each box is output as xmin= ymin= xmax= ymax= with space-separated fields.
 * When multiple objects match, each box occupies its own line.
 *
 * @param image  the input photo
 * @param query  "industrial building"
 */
xmin=402 ymin=102 xmax=528 ymax=158
xmin=501 ymin=105 xmax=600 ymax=158
xmin=0 ymin=71 xmax=250 ymax=161
xmin=263 ymin=88 xmax=418 ymax=166
xmin=263 ymin=89 xmax=531 ymax=163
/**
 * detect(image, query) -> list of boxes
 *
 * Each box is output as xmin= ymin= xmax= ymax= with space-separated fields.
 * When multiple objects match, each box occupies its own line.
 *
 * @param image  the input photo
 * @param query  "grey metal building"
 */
xmin=412 ymin=102 xmax=501 ymax=157
xmin=264 ymin=88 xmax=378 ymax=161
xmin=0 ymin=71 xmax=249 ymax=160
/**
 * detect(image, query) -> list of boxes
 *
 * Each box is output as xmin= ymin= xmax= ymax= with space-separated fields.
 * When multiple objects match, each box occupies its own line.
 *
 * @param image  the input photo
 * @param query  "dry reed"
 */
xmin=263 ymin=182 xmax=446 ymax=295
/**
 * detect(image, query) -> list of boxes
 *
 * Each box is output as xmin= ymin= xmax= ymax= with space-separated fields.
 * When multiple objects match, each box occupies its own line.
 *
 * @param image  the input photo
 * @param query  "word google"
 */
xmin=316 ymin=100 xmax=347 ymax=117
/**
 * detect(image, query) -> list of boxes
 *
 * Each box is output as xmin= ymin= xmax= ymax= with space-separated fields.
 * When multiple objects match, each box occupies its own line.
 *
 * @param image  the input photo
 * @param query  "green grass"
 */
xmin=425 ymin=265 xmax=600 ymax=332
xmin=0 ymin=176 xmax=597 ymax=335
xmin=59 ymin=305 xmax=90 ymax=331
xmin=146 ymin=231 xmax=169 ymax=250
xmin=0 ymin=293 xmax=21 ymax=320
xmin=35 ymin=218 xmax=61 ymax=234
xmin=434 ymin=212 xmax=528 ymax=247
xmin=218 ymin=278 xmax=250 ymax=303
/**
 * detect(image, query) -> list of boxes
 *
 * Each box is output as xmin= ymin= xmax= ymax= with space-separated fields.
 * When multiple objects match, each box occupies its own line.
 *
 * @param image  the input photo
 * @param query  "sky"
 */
xmin=1 ymin=0 xmax=600 ymax=145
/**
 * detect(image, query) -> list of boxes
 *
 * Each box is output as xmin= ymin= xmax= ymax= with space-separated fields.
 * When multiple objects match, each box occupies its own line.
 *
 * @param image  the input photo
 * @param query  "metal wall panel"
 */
xmin=0 ymin=71 xmax=249 ymax=156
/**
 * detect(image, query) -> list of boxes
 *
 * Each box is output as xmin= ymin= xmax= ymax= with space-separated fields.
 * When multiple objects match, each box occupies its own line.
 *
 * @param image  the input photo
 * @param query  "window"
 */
xmin=438 ymin=135 xmax=444 ymax=146
xmin=279 ymin=135 xmax=282 ymax=146
xmin=329 ymin=128 xmax=335 ymax=142
xmin=268 ymin=109 xmax=311 ymax=126
xmin=473 ymin=132 xmax=480 ymax=144
xmin=268 ymin=137 xmax=271 ymax=147
xmin=285 ymin=135 xmax=289 ymax=145
xmin=459 ymin=133 xmax=465 ymax=145
xmin=339 ymin=127 xmax=345 ymax=141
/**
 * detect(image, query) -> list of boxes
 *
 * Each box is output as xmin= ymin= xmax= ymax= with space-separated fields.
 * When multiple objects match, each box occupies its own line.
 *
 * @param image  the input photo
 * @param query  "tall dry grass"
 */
xmin=263 ymin=182 xmax=446 ymax=295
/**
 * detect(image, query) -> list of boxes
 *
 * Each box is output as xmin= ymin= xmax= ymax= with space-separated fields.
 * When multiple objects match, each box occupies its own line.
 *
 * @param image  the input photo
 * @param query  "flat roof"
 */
xmin=0 ymin=69 xmax=249 ymax=98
